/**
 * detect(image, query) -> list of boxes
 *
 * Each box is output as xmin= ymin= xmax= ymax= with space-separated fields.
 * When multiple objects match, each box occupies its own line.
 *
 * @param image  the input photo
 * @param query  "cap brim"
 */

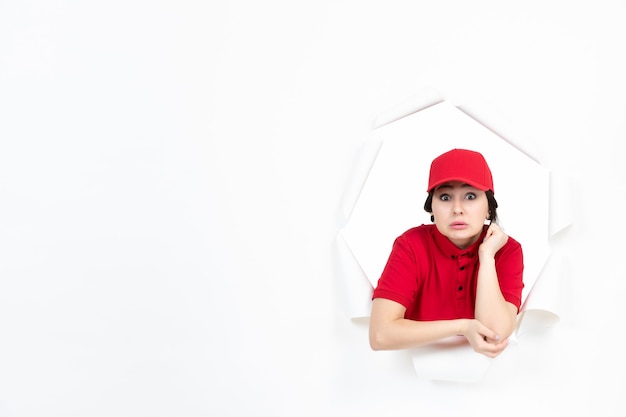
xmin=428 ymin=178 xmax=490 ymax=192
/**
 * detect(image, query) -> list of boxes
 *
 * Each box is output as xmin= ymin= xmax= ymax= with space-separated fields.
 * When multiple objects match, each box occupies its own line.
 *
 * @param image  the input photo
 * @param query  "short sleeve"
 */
xmin=372 ymin=234 xmax=420 ymax=310
xmin=495 ymin=237 xmax=525 ymax=312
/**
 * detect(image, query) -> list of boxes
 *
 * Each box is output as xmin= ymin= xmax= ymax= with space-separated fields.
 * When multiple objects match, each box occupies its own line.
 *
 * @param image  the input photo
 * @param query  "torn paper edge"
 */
xmin=336 ymin=87 xmax=570 ymax=382
xmin=373 ymin=87 xmax=445 ymax=129
xmin=337 ymin=137 xmax=383 ymax=228
xmin=515 ymin=251 xmax=565 ymax=337
xmin=334 ymin=231 xmax=373 ymax=319
xmin=455 ymin=101 xmax=544 ymax=165
xmin=549 ymin=170 xmax=575 ymax=237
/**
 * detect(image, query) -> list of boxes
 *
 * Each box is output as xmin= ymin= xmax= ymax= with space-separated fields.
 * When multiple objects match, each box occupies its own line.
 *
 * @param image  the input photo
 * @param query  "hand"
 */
xmin=479 ymin=223 xmax=508 ymax=259
xmin=462 ymin=319 xmax=510 ymax=358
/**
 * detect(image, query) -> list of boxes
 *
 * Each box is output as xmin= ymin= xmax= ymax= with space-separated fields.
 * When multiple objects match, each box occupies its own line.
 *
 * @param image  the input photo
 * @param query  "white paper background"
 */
xmin=338 ymin=98 xmax=559 ymax=382
xmin=0 ymin=1 xmax=624 ymax=416
xmin=341 ymin=100 xmax=551 ymax=297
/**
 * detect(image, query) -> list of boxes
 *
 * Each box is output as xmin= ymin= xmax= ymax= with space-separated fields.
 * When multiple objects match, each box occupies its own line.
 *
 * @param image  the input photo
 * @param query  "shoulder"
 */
xmin=398 ymin=224 xmax=434 ymax=241
xmin=504 ymin=233 xmax=522 ymax=251
xmin=393 ymin=224 xmax=436 ymax=250
xmin=497 ymin=232 xmax=523 ymax=261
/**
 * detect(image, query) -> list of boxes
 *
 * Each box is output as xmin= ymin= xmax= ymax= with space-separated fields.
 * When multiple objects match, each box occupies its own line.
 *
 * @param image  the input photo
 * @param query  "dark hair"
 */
xmin=423 ymin=190 xmax=499 ymax=223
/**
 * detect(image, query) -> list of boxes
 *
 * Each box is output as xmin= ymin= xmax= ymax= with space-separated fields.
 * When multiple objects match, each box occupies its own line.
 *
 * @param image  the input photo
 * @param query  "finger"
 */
xmin=484 ymin=224 xmax=497 ymax=240
xmin=485 ymin=339 xmax=509 ymax=354
xmin=475 ymin=320 xmax=499 ymax=342
xmin=481 ymin=330 xmax=501 ymax=343
xmin=477 ymin=339 xmax=504 ymax=357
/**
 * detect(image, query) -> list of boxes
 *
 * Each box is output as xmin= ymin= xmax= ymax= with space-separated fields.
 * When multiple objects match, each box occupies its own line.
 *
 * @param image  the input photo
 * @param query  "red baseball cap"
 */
xmin=427 ymin=148 xmax=494 ymax=193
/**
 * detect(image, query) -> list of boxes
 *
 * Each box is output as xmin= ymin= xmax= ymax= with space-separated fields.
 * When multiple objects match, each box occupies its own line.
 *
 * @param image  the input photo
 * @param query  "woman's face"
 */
xmin=431 ymin=181 xmax=490 ymax=249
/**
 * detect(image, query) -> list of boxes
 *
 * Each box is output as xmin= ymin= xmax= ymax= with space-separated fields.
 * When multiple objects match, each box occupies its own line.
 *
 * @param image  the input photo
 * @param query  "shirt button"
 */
xmin=458 ymin=286 xmax=463 ymax=291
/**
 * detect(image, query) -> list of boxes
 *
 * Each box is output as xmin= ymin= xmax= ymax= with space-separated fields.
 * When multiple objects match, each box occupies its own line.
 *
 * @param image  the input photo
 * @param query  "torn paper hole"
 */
xmin=335 ymin=91 xmax=572 ymax=382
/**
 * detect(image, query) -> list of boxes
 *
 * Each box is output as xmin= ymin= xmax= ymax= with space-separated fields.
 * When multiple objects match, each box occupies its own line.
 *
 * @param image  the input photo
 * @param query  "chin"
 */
xmin=447 ymin=229 xmax=481 ymax=245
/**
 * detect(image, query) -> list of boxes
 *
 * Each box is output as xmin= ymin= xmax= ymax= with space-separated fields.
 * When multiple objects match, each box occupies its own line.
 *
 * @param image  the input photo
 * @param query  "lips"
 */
xmin=450 ymin=221 xmax=468 ymax=229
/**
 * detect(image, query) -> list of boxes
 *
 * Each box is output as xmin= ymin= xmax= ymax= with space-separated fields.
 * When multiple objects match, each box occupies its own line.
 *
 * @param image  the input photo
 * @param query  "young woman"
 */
xmin=369 ymin=148 xmax=524 ymax=358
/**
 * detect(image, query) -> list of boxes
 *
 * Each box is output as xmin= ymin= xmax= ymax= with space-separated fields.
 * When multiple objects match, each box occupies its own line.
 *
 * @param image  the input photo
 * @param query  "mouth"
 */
xmin=450 ymin=221 xmax=468 ymax=230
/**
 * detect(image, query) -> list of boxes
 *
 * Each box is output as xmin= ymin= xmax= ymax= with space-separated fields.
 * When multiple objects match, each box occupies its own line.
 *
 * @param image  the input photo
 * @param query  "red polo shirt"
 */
xmin=372 ymin=224 xmax=524 ymax=321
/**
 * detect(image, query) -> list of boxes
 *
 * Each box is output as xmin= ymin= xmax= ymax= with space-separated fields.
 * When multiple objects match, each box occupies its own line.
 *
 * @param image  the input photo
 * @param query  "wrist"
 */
xmin=457 ymin=318 xmax=470 ymax=336
xmin=478 ymin=251 xmax=496 ymax=263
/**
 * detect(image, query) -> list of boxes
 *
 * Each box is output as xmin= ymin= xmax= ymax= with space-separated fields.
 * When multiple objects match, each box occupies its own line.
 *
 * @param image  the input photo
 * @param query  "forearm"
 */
xmin=369 ymin=298 xmax=509 ymax=357
xmin=369 ymin=312 xmax=468 ymax=350
xmin=474 ymin=257 xmax=516 ymax=338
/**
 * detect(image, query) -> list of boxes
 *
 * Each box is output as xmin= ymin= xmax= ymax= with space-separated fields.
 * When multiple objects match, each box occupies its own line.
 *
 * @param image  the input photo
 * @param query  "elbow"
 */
xmin=498 ymin=311 xmax=519 ymax=340
xmin=489 ymin=319 xmax=516 ymax=341
xmin=476 ymin=302 xmax=519 ymax=340
xmin=500 ymin=322 xmax=517 ymax=341
xmin=369 ymin=328 xmax=388 ymax=351
xmin=369 ymin=338 xmax=383 ymax=351
xmin=369 ymin=337 xmax=382 ymax=351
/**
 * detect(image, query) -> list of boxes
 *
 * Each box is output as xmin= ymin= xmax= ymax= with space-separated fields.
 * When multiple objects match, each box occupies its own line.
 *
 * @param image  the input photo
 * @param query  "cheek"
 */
xmin=476 ymin=202 xmax=490 ymax=217
xmin=430 ymin=201 xmax=444 ymax=214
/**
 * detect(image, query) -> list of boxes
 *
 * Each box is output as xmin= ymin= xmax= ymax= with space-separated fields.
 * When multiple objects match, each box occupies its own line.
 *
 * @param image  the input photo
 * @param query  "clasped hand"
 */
xmin=463 ymin=319 xmax=509 ymax=358
xmin=479 ymin=223 xmax=508 ymax=259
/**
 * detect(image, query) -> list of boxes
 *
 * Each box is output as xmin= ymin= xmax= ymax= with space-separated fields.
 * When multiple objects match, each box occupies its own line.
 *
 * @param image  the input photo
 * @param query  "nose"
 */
xmin=452 ymin=200 xmax=464 ymax=215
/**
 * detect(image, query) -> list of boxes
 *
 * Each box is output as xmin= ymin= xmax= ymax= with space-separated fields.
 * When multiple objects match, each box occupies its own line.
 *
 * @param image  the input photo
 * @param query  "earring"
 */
xmin=430 ymin=215 xmax=435 ymax=222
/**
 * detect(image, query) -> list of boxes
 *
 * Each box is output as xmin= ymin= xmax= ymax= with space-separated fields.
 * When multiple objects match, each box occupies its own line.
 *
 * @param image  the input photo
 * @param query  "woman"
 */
xmin=369 ymin=148 xmax=524 ymax=358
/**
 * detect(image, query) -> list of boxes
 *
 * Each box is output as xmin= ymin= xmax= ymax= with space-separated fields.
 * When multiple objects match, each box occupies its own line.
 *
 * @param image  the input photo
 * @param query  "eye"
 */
xmin=465 ymin=193 xmax=477 ymax=200
xmin=439 ymin=193 xmax=451 ymax=201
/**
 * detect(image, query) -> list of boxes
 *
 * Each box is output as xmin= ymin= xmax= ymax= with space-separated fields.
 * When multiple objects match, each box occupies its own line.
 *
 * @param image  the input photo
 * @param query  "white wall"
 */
xmin=0 ymin=1 xmax=624 ymax=416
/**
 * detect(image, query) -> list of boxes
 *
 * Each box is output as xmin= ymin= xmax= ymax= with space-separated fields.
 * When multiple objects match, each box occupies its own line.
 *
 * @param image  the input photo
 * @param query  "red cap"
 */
xmin=427 ymin=149 xmax=494 ymax=193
